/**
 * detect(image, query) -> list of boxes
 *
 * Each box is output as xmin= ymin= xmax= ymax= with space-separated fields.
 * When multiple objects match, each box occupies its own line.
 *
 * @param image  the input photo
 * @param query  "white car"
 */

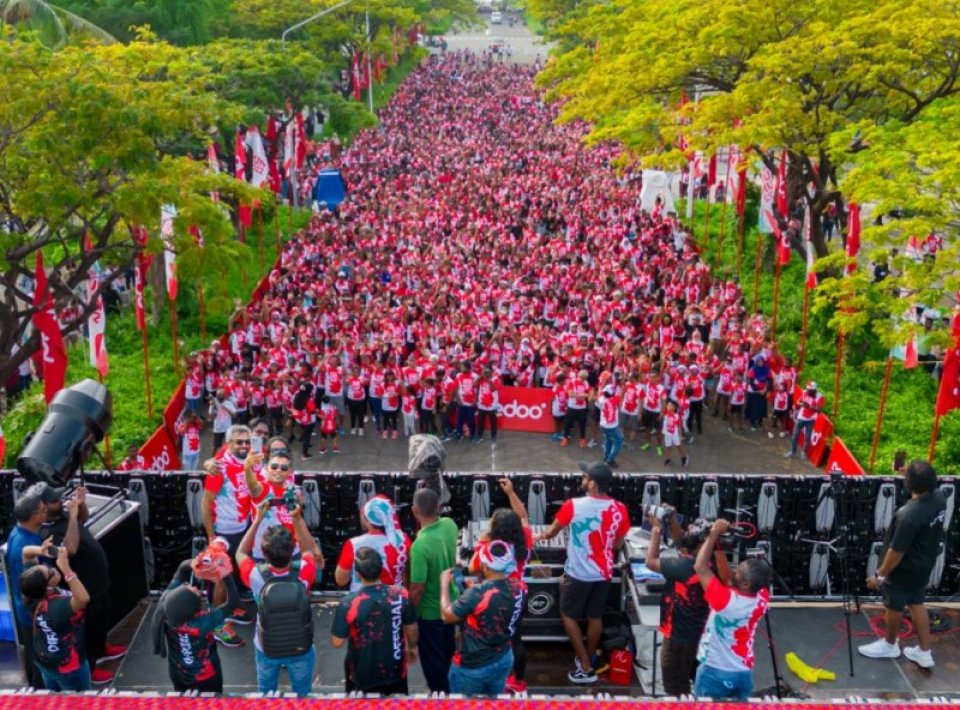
xmin=491 ymin=11 xmax=503 ymax=24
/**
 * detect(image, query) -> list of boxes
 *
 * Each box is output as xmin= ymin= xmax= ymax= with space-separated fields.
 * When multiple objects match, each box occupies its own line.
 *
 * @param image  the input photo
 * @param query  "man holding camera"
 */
xmin=692 ymin=519 xmax=771 ymax=700
xmin=41 ymin=484 xmax=126 ymax=684
xmin=645 ymin=509 xmax=716 ymax=697
xmin=859 ymin=460 xmax=947 ymax=669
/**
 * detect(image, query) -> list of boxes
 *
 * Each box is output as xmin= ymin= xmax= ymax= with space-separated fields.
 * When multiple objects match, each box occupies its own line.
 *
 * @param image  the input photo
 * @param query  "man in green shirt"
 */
xmin=409 ymin=488 xmax=459 ymax=692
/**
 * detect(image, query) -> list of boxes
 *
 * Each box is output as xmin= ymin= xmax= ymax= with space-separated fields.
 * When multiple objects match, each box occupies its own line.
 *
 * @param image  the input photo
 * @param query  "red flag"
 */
xmin=846 ymin=202 xmax=861 ymax=273
xmin=936 ymin=347 xmax=960 ymax=415
xmin=776 ymin=150 xmax=788 ymax=218
xmin=32 ymin=252 xmax=68 ymax=404
xmin=131 ymin=225 xmax=150 ymax=332
xmin=360 ymin=52 xmax=370 ymax=90
xmin=736 ymin=167 xmax=747 ymax=217
xmin=707 ymin=154 xmax=717 ymax=187
xmin=805 ymin=240 xmax=817 ymax=289
xmin=764 ymin=209 xmax=792 ymax=265
xmin=239 ymin=203 xmax=253 ymax=228
xmin=904 ymin=338 xmax=919 ymax=369
xmin=266 ymin=115 xmax=278 ymax=143
xmin=295 ymin=113 xmax=307 ymax=169
xmin=234 ymin=127 xmax=247 ymax=180
xmin=351 ymin=51 xmax=362 ymax=101
xmin=268 ymin=155 xmax=281 ymax=194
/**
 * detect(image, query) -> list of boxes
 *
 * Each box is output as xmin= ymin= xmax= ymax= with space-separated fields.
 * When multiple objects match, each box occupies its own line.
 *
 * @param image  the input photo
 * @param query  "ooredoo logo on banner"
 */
xmin=138 ymin=427 xmax=181 ymax=472
xmin=497 ymin=386 xmax=554 ymax=434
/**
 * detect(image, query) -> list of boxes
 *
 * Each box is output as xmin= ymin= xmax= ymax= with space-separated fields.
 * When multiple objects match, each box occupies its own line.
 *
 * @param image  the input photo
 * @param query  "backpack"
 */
xmin=256 ymin=562 xmax=314 ymax=658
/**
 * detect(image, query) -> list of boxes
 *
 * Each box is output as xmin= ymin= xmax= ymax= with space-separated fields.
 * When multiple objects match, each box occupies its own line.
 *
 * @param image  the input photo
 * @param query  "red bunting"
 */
xmin=32 ymin=252 xmax=68 ymax=404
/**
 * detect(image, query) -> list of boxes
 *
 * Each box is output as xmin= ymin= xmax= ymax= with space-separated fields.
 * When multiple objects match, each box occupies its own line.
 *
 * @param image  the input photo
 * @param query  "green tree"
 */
xmin=536 ymin=0 xmax=960 ymax=263
xmin=0 ymin=0 xmax=116 ymax=47
xmin=52 ymin=0 xmax=232 ymax=45
xmin=0 ymin=34 xmax=260 ymax=387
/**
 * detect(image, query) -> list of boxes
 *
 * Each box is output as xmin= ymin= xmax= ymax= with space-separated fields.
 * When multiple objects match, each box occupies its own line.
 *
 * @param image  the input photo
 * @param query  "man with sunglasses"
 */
xmin=244 ymin=451 xmax=323 ymax=568
xmin=201 ymin=424 xmax=260 ymax=646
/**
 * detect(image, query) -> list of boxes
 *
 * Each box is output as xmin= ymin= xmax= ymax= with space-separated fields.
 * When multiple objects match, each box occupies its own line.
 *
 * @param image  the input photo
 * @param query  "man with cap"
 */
xmin=4 ymin=483 xmax=48 ymax=687
xmin=784 ymin=381 xmax=825 ymax=460
xmin=331 ymin=547 xmax=419 ymax=695
xmin=440 ymin=539 xmax=525 ymax=696
xmin=41 ymin=485 xmax=126 ymax=683
xmin=535 ymin=462 xmax=630 ymax=683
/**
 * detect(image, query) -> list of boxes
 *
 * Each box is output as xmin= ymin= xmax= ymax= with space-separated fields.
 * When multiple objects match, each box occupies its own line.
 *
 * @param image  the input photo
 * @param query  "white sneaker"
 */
xmin=903 ymin=645 xmax=934 ymax=668
xmin=858 ymin=638 xmax=901 ymax=659
xmin=350 ymin=428 xmax=356 ymax=435
xmin=358 ymin=428 xmax=364 ymax=436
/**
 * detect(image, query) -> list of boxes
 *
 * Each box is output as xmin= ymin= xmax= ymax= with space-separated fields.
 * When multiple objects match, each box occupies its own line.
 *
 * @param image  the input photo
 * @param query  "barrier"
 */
xmin=1 ymin=692 xmax=959 ymax=709
xmin=497 ymin=386 xmax=554 ymax=433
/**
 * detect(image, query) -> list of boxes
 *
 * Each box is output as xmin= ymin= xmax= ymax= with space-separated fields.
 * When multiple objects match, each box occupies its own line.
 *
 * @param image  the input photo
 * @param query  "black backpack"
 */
xmin=257 ymin=563 xmax=314 ymax=658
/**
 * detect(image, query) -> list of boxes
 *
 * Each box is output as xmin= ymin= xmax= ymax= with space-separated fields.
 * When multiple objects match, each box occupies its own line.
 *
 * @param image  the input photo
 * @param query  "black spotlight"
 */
xmin=17 ymin=379 xmax=113 ymax=488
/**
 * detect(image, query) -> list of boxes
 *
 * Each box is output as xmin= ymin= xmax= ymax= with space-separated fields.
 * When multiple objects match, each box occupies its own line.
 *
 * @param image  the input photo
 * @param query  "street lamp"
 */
xmin=281 ymin=0 xmax=375 ymax=207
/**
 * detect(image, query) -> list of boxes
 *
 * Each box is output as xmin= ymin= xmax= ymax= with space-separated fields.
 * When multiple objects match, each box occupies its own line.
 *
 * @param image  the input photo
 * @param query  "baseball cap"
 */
xmin=579 ymin=461 xmax=613 ymax=489
xmin=805 ymin=381 xmax=818 ymax=390
xmin=29 ymin=482 xmax=65 ymax=504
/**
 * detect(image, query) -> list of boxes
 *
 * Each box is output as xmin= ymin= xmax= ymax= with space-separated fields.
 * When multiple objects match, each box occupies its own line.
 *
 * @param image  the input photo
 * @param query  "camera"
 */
xmin=268 ymin=486 xmax=299 ymax=511
xmin=643 ymin=504 xmax=674 ymax=522
xmin=46 ymin=545 xmax=62 ymax=558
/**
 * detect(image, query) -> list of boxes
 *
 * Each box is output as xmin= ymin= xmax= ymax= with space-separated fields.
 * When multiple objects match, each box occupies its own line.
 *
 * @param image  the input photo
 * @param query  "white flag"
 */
xmin=86 ymin=266 xmax=109 ymax=377
xmin=161 ymin=204 xmax=178 ymax=300
xmin=248 ymin=126 xmax=270 ymax=189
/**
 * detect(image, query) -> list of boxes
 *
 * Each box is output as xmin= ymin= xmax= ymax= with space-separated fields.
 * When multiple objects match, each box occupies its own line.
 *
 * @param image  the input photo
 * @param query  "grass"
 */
xmin=683 ymin=193 xmax=960 ymax=473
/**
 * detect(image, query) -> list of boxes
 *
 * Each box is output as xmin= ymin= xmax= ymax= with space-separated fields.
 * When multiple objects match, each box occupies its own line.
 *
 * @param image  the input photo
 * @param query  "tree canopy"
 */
xmin=533 ymin=0 xmax=960 ymax=347
xmin=0 ymin=34 xmax=261 ymax=386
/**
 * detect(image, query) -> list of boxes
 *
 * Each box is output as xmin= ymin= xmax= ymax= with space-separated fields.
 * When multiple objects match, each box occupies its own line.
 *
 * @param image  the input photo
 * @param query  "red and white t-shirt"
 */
xmin=697 ymin=577 xmax=770 ymax=672
xmin=337 ymin=531 xmax=412 ymax=592
xmin=599 ymin=394 xmax=620 ymax=428
xmin=567 ymin=380 xmax=590 ymax=409
xmin=325 ymin=367 xmax=344 ymax=396
xmin=456 ymin=373 xmax=478 ymax=406
xmin=643 ymin=383 xmax=665 ymax=413
xmin=250 ymin=481 xmax=302 ymax=558
xmin=180 ymin=422 xmax=202 ymax=459
xmin=797 ymin=392 xmax=824 ymax=421
xmin=620 ymin=384 xmax=641 ymax=416
xmin=202 ymin=452 xmax=255 ymax=535
xmin=346 ymin=376 xmax=366 ymax=401
xmin=477 ymin=380 xmax=499 ymax=411
xmin=555 ymin=495 xmax=630 ymax=582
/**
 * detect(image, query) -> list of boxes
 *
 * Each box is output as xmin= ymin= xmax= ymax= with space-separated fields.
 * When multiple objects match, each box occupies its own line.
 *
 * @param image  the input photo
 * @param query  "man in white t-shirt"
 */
xmin=692 ymin=519 xmax=771 ymax=700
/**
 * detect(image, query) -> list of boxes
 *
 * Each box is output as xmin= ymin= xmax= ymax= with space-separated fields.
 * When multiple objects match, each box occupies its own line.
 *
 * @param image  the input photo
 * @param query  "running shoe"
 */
xmin=214 ymin=623 xmax=243 ymax=647
xmin=98 ymin=642 xmax=128 ymax=663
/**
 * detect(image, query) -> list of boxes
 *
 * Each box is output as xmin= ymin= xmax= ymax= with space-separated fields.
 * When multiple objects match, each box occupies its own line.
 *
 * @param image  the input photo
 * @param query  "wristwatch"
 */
xmin=875 ymin=574 xmax=886 ymax=584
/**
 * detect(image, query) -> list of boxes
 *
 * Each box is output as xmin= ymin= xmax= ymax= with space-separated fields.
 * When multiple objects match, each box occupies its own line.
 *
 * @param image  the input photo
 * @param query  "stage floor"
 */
xmin=2 ymin=601 xmax=960 ymax=699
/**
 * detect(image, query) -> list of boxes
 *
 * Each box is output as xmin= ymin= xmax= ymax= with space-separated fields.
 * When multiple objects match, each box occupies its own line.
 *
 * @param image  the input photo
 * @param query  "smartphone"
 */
xmin=268 ymin=498 xmax=286 ymax=508
xmin=46 ymin=546 xmax=62 ymax=557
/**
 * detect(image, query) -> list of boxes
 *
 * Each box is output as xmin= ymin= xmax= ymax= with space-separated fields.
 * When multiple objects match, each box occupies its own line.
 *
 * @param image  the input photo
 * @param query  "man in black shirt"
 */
xmin=440 ymin=540 xmax=525 ymax=697
xmin=645 ymin=511 xmax=714 ymax=696
xmin=331 ymin=547 xmax=419 ymax=695
xmin=859 ymin=461 xmax=947 ymax=669
xmin=41 ymin=485 xmax=126 ymax=684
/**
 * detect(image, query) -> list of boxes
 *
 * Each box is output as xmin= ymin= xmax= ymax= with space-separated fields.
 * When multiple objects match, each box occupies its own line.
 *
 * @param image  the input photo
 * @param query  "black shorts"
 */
xmin=559 ymin=576 xmax=610 ymax=620
xmin=882 ymin=580 xmax=927 ymax=612
xmin=641 ymin=409 xmax=661 ymax=431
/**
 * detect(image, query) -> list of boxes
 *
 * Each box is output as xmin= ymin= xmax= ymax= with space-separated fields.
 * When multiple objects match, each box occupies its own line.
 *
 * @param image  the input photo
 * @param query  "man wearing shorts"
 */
xmin=536 ymin=461 xmax=629 ymax=684
xmin=859 ymin=461 xmax=947 ymax=669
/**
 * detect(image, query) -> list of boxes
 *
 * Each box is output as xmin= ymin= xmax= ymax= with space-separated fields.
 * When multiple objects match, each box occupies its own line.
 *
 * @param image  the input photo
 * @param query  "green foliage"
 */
xmin=52 ymin=0 xmax=232 ymax=45
xmin=1 ymin=207 xmax=314 ymax=467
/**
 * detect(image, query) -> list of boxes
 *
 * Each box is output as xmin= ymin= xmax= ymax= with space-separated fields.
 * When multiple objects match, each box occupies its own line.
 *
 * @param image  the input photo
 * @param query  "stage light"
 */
xmin=16 ymin=379 xmax=113 ymax=487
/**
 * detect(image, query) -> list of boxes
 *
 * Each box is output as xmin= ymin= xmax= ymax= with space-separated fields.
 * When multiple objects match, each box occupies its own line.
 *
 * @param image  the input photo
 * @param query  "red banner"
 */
xmin=496 ymin=386 xmax=554 ymax=433
xmin=796 ymin=412 xmax=834 ymax=467
xmin=163 ymin=379 xmax=186 ymax=443
xmin=137 ymin=426 xmax=181 ymax=472
xmin=825 ymin=436 xmax=865 ymax=476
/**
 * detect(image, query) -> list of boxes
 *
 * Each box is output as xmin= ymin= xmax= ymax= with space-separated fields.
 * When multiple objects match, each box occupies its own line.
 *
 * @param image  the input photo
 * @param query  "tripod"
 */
xmin=802 ymin=473 xmax=859 ymax=677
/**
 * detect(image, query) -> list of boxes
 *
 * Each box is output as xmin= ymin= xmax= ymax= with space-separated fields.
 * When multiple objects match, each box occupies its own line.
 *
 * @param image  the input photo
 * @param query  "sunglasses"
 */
xmin=233 ymin=439 xmax=251 ymax=446
xmin=269 ymin=447 xmax=291 ymax=457
xmin=269 ymin=463 xmax=291 ymax=471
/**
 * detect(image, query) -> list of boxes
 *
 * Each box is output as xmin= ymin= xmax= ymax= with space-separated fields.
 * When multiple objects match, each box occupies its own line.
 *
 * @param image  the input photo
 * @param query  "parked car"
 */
xmin=491 ymin=11 xmax=503 ymax=24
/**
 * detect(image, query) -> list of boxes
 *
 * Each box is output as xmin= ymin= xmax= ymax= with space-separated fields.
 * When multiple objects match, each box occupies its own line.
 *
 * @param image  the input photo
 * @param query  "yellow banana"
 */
xmin=786 ymin=652 xmax=835 ymax=683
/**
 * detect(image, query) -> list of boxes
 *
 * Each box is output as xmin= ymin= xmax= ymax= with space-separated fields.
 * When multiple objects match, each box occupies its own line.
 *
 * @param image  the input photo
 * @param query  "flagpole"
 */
xmin=929 ymin=414 xmax=941 ymax=463
xmin=752 ymin=229 xmax=763 ymax=312
xmin=141 ymin=326 xmax=153 ymax=419
xmin=771 ymin=257 xmax=782 ymax=338
xmin=869 ymin=356 xmax=894 ymax=471
xmin=97 ymin=371 xmax=112 ymax=466
xmin=798 ymin=280 xmax=811 ymax=374
xmin=169 ymin=298 xmax=181 ymax=376
xmin=257 ymin=203 xmax=265 ymax=269
xmin=198 ymin=281 xmax=207 ymax=341
xmin=833 ymin=331 xmax=844 ymax=419
xmin=703 ymin=186 xmax=712 ymax=256
xmin=736 ymin=205 xmax=745 ymax=277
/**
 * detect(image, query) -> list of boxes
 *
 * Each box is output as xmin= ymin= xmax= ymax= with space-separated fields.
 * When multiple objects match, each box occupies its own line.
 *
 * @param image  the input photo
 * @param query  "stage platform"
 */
xmin=3 ymin=599 xmax=960 ymax=701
